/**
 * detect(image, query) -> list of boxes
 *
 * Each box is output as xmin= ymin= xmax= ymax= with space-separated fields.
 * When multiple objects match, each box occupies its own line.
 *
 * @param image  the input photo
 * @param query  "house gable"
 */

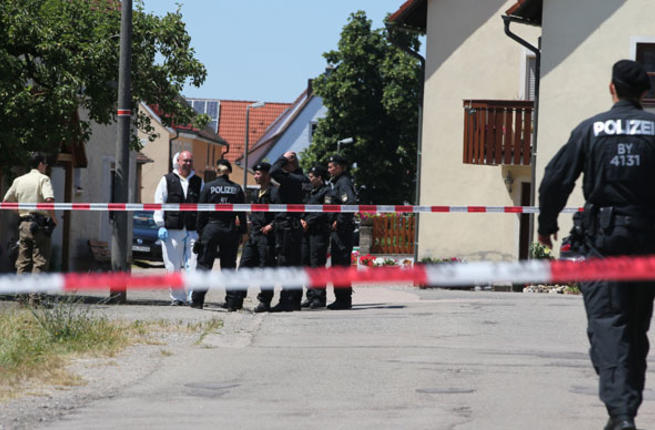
xmin=241 ymin=81 xmax=326 ymax=169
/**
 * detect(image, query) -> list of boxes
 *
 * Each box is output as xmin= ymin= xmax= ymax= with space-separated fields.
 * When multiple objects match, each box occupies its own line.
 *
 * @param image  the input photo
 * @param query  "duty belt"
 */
xmin=20 ymin=214 xmax=43 ymax=222
xmin=612 ymin=214 xmax=655 ymax=231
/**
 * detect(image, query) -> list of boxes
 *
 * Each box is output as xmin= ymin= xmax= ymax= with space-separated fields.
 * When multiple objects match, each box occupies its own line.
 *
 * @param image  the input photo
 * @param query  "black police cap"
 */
xmin=216 ymin=159 xmax=232 ymax=172
xmin=253 ymin=162 xmax=271 ymax=172
xmin=328 ymin=154 xmax=348 ymax=166
xmin=309 ymin=165 xmax=327 ymax=178
xmin=612 ymin=60 xmax=652 ymax=93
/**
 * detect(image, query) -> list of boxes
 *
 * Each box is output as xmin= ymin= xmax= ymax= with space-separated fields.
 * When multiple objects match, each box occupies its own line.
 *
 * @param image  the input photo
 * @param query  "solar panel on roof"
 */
xmin=207 ymin=101 xmax=218 ymax=119
xmin=192 ymin=100 xmax=205 ymax=114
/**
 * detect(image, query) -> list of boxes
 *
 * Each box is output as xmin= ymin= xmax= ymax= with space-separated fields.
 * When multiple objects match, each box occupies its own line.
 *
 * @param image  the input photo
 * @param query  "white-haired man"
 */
xmin=154 ymin=150 xmax=203 ymax=305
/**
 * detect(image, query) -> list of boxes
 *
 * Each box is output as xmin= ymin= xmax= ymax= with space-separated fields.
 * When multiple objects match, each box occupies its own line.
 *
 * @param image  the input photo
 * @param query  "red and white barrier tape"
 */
xmin=1 ymin=255 xmax=655 ymax=294
xmin=0 ymin=202 xmax=582 ymax=214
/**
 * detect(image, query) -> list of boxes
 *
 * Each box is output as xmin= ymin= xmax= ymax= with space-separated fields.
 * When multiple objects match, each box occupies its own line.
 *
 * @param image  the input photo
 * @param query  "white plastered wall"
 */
xmin=139 ymin=105 xmax=173 ymax=203
xmin=418 ymin=0 xmax=540 ymax=261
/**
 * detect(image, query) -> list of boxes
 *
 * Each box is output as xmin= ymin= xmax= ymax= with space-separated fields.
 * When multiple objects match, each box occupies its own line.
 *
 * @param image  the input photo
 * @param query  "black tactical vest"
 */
xmin=163 ymin=173 xmax=202 ymax=231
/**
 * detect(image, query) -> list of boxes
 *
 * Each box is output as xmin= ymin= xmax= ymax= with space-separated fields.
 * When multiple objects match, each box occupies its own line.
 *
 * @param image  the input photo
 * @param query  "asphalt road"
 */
xmin=33 ymin=285 xmax=655 ymax=430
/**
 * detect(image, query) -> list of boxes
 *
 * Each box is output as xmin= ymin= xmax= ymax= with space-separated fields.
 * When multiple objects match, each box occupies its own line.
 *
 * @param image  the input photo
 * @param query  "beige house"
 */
xmin=61 ymin=114 xmax=140 ymax=271
xmin=390 ymin=0 xmax=655 ymax=261
xmin=138 ymin=103 xmax=227 ymax=203
xmin=0 ymin=111 xmax=140 ymax=272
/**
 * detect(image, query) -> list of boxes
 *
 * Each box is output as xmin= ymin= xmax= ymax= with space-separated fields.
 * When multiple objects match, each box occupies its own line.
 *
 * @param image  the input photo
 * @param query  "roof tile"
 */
xmin=217 ymin=100 xmax=292 ymax=162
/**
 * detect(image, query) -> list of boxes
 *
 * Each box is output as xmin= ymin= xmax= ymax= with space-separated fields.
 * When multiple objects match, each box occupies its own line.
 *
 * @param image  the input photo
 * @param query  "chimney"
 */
xmin=307 ymin=79 xmax=313 ymax=96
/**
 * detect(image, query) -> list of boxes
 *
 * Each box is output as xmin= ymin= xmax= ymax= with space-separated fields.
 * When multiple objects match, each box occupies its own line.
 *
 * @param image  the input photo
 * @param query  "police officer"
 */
xmin=327 ymin=154 xmax=357 ymax=310
xmin=300 ymin=165 xmax=331 ymax=308
xmin=153 ymin=151 xmax=202 ymax=305
xmin=239 ymin=162 xmax=280 ymax=313
xmin=538 ymin=60 xmax=655 ymax=430
xmin=2 ymin=152 xmax=56 ymax=304
xmin=191 ymin=159 xmax=247 ymax=310
xmin=269 ymin=151 xmax=310 ymax=312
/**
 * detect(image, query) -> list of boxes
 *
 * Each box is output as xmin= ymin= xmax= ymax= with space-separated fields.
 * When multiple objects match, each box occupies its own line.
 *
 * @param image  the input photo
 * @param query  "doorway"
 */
xmin=518 ymin=182 xmax=531 ymax=260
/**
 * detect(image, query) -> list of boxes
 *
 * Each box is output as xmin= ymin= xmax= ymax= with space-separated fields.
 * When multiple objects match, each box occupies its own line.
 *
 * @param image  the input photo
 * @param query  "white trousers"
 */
xmin=160 ymin=228 xmax=198 ymax=302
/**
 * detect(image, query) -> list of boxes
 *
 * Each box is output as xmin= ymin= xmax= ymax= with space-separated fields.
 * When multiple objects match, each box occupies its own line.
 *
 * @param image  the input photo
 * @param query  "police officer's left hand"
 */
xmin=538 ymin=233 xmax=557 ymax=250
xmin=240 ymin=234 xmax=248 ymax=245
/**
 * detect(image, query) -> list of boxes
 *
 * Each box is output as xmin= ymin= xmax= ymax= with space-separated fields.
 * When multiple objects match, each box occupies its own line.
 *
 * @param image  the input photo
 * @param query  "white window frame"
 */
xmin=630 ymin=37 xmax=655 ymax=107
xmin=519 ymin=49 xmax=537 ymax=101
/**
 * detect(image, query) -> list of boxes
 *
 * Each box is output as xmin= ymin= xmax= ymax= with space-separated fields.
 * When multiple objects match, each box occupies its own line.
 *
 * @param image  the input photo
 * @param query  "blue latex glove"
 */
xmin=158 ymin=227 xmax=169 ymax=241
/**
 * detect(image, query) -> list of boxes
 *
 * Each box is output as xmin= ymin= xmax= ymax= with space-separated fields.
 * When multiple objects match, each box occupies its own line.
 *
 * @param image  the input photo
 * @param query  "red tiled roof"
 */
xmin=237 ymin=82 xmax=315 ymax=168
xmin=149 ymin=103 xmax=226 ymax=145
xmin=217 ymin=100 xmax=292 ymax=163
xmin=388 ymin=0 xmax=427 ymax=30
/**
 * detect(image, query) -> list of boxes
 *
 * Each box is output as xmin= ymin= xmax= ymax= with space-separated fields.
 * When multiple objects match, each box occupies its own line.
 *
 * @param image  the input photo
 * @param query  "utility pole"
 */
xmin=110 ymin=0 xmax=132 ymax=304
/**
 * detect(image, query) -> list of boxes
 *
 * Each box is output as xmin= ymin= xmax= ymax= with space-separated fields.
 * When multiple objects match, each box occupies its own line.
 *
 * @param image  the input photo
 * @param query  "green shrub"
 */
xmin=529 ymin=242 xmax=554 ymax=259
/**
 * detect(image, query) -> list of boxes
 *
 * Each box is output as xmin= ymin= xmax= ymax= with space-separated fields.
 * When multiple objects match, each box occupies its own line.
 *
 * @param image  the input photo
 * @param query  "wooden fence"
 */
xmin=463 ymin=99 xmax=534 ymax=166
xmin=371 ymin=214 xmax=415 ymax=254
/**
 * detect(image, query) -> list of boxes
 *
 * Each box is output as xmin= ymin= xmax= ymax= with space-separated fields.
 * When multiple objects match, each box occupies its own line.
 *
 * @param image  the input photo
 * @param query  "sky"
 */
xmin=142 ymin=0 xmax=416 ymax=103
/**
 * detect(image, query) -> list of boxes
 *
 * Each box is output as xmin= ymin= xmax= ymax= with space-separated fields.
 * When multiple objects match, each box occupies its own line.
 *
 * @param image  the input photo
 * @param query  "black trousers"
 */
xmin=192 ymin=223 xmax=239 ymax=306
xmin=330 ymin=224 xmax=354 ymax=303
xmin=275 ymin=218 xmax=303 ymax=304
xmin=581 ymin=224 xmax=655 ymax=419
xmin=301 ymin=230 xmax=329 ymax=303
xmin=239 ymin=232 xmax=276 ymax=304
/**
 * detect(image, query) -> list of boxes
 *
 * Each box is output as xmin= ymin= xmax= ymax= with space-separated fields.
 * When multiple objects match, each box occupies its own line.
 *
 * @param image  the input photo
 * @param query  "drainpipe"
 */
xmin=502 ymin=15 xmax=541 ymax=250
xmin=386 ymin=23 xmax=425 ymax=263
xmin=220 ymin=143 xmax=230 ymax=159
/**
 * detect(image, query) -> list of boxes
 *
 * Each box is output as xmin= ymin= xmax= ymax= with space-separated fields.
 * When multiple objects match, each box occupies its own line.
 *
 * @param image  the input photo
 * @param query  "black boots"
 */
xmin=222 ymin=296 xmax=244 ymax=312
xmin=328 ymin=288 xmax=352 ymax=310
xmin=254 ymin=301 xmax=271 ymax=313
xmin=269 ymin=290 xmax=301 ymax=312
xmin=604 ymin=416 xmax=636 ymax=430
xmin=190 ymin=290 xmax=205 ymax=309
xmin=327 ymin=299 xmax=352 ymax=310
xmin=302 ymin=288 xmax=326 ymax=309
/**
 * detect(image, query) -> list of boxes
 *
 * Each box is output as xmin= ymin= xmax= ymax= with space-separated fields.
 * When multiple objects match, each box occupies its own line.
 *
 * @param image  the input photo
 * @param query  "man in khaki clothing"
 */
xmin=3 ymin=152 xmax=57 ymax=276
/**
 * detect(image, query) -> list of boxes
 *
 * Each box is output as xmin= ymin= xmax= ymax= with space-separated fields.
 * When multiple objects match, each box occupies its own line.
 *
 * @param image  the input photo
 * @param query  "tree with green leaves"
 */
xmin=0 ymin=0 xmax=208 ymax=167
xmin=301 ymin=11 xmax=422 ymax=204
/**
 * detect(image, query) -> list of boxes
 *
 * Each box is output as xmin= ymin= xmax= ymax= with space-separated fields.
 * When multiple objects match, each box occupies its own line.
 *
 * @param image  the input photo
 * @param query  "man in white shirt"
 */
xmin=153 ymin=151 xmax=203 ymax=305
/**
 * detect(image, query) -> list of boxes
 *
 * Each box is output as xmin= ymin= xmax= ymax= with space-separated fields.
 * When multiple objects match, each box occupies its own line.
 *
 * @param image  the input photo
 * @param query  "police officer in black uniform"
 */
xmin=538 ymin=60 xmax=655 ymax=430
xmin=269 ymin=151 xmax=310 ymax=312
xmin=239 ymin=162 xmax=280 ymax=313
xmin=327 ymin=154 xmax=357 ymax=310
xmin=191 ymin=159 xmax=247 ymax=310
xmin=300 ymin=165 xmax=331 ymax=309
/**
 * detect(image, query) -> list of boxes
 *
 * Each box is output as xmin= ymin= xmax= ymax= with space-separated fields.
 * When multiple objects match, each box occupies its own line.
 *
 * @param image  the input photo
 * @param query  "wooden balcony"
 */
xmin=463 ymin=100 xmax=534 ymax=166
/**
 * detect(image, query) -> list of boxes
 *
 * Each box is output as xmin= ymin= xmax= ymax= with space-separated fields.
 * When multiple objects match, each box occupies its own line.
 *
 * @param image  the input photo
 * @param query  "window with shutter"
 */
xmin=636 ymin=43 xmax=655 ymax=105
xmin=525 ymin=55 xmax=537 ymax=101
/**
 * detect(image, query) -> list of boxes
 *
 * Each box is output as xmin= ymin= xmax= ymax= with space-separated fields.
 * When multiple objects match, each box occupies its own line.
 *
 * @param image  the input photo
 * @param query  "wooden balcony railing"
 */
xmin=463 ymin=100 xmax=534 ymax=166
xmin=371 ymin=214 xmax=415 ymax=255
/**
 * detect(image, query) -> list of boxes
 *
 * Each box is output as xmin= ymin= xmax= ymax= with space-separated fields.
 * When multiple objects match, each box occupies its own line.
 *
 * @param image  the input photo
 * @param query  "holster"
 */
xmin=581 ymin=203 xmax=597 ymax=235
xmin=25 ymin=213 xmax=55 ymax=236
xmin=598 ymin=206 xmax=614 ymax=233
xmin=561 ymin=211 xmax=588 ymax=259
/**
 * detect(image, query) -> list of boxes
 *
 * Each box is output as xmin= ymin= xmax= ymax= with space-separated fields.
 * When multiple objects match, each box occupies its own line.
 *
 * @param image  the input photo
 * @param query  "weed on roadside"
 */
xmin=0 ymin=297 xmax=225 ymax=400
xmin=194 ymin=319 xmax=223 ymax=345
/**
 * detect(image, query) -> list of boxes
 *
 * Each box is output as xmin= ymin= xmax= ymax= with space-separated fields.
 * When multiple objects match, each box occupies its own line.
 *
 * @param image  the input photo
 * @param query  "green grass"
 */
xmin=0 ymin=298 xmax=223 ymax=399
